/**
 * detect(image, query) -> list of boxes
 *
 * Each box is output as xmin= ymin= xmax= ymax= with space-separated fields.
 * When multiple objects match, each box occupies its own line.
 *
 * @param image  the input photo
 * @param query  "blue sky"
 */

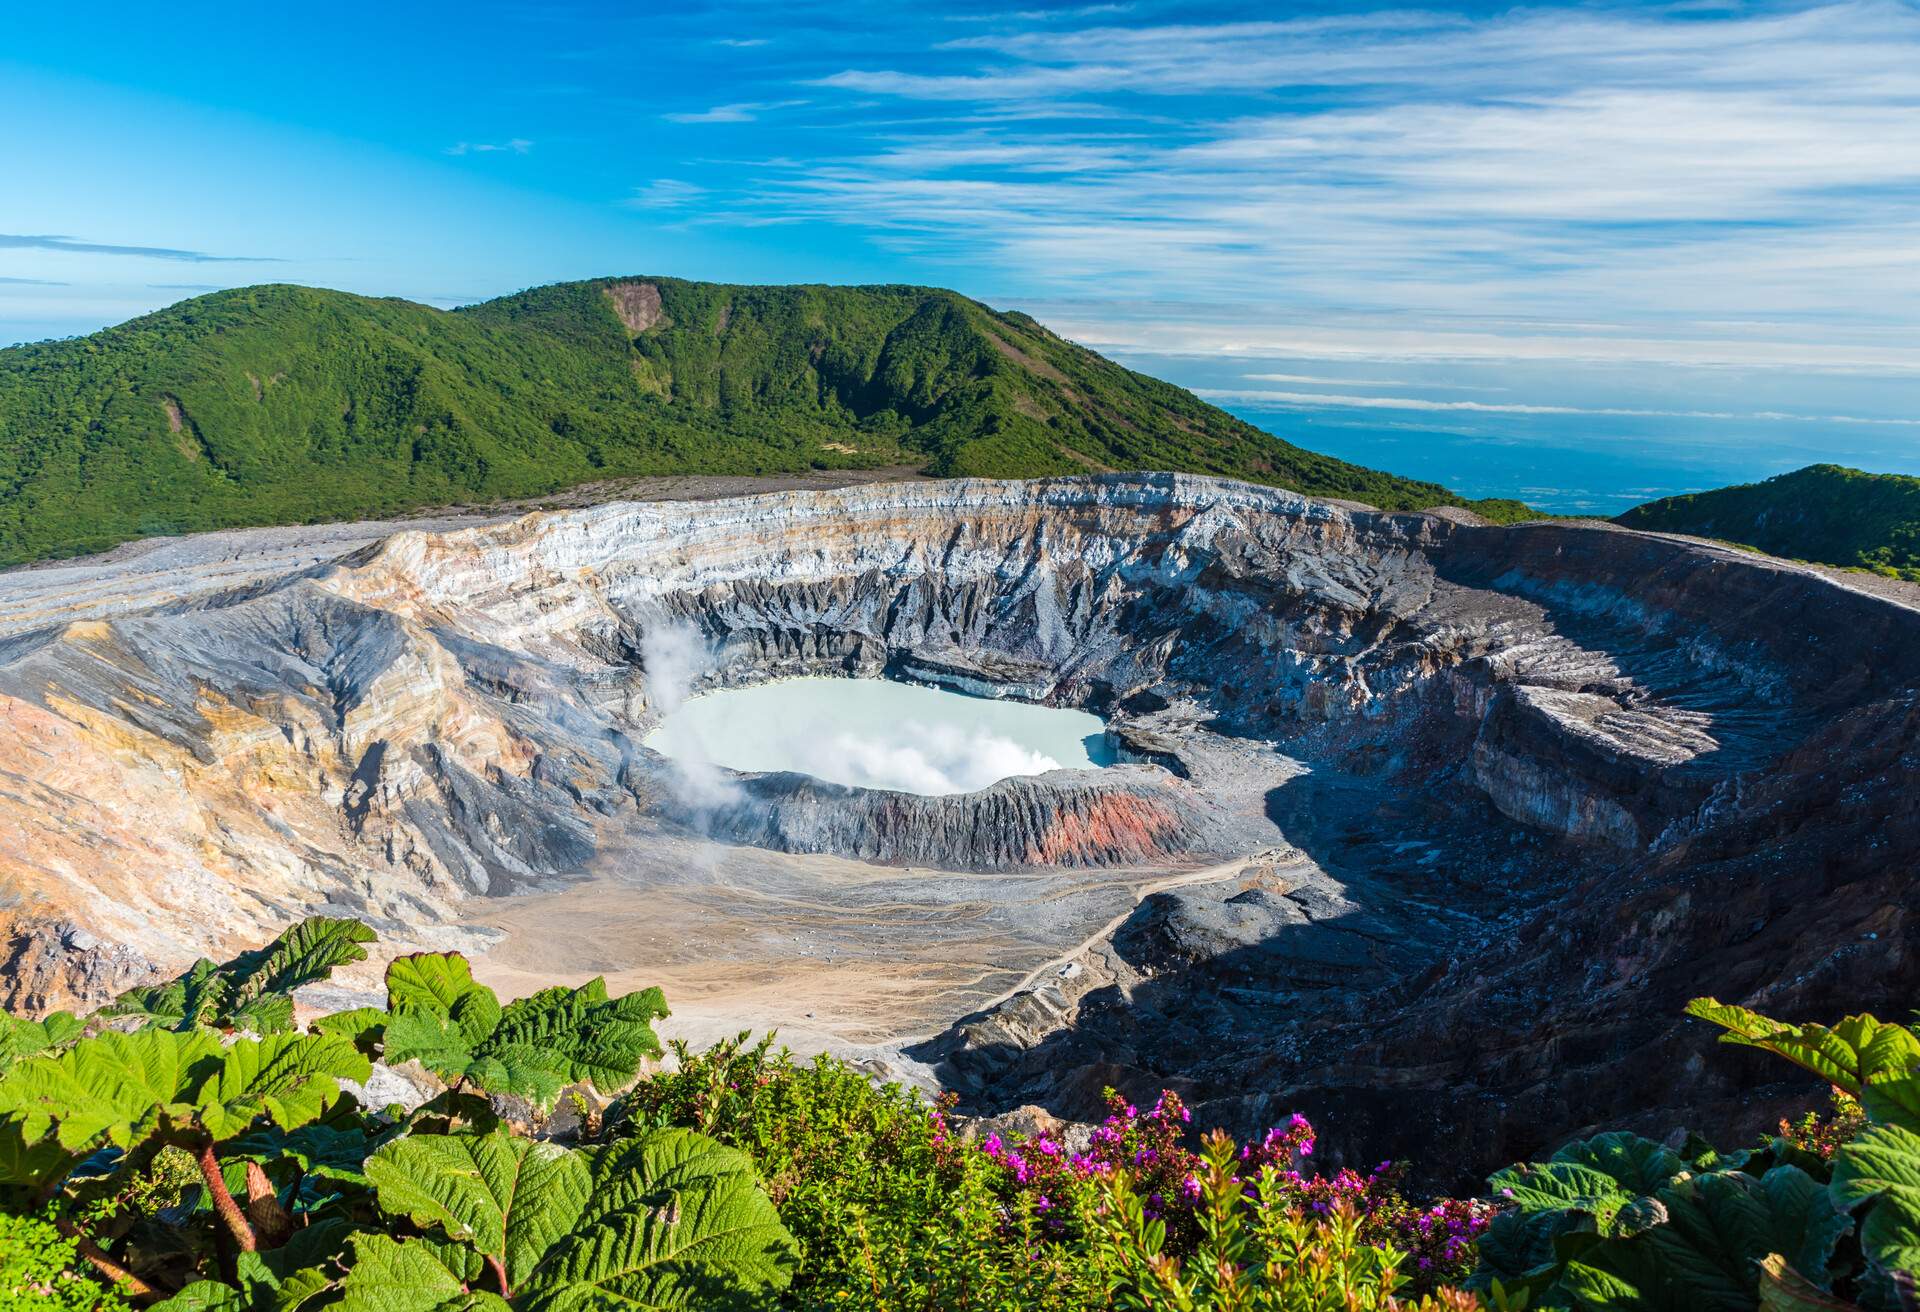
xmin=4 ymin=1 xmax=1918 ymax=510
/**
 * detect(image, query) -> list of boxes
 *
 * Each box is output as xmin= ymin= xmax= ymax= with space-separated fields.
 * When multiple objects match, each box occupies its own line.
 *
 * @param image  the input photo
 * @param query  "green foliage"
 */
xmin=353 ymin=1126 xmax=797 ymax=1308
xmin=0 ymin=278 xmax=1530 ymax=566
xmin=0 ymin=1010 xmax=84 ymax=1076
xmin=1477 ymin=1133 xmax=1855 ymax=1310
xmin=1829 ymin=1124 xmax=1920 ymax=1303
xmin=363 ymin=953 xmax=668 ymax=1109
xmin=616 ymin=1031 xmax=1105 ymax=1309
xmin=1617 ymin=464 xmax=1920 ymax=580
xmin=1688 ymin=1000 xmax=1920 ymax=1135
xmin=1476 ymin=999 xmax=1920 ymax=1310
xmin=1085 ymin=1131 xmax=1479 ymax=1310
xmin=0 ymin=1211 xmax=134 ymax=1311
xmin=0 ymin=919 xmax=784 ymax=1312
xmin=104 ymin=918 xmax=376 ymax=1035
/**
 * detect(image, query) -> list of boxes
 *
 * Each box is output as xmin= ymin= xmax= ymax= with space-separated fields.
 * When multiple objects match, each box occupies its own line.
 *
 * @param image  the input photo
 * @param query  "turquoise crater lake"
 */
xmin=643 ymin=677 xmax=1117 ymax=796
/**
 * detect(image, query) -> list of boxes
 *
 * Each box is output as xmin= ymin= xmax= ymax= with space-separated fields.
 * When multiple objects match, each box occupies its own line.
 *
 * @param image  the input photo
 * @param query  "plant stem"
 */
xmin=487 ymin=1253 xmax=512 ymax=1297
xmin=55 ymin=1219 xmax=163 ymax=1303
xmin=194 ymin=1139 xmax=258 ymax=1252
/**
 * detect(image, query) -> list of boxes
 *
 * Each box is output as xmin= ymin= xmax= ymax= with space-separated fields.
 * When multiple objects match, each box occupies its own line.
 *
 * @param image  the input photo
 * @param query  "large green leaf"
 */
xmin=0 ymin=1009 xmax=83 ymax=1075
xmin=1830 ymin=1123 xmax=1920 ymax=1289
xmin=1480 ymin=1148 xmax=1854 ymax=1311
xmin=0 ymin=1027 xmax=368 ymax=1164
xmin=154 ymin=1283 xmax=251 ymax=1312
xmin=482 ymin=980 xmax=667 ymax=1096
xmin=1550 ymin=1133 xmax=1689 ymax=1200
xmin=1687 ymin=1000 xmax=1920 ymax=1130
xmin=189 ymin=1033 xmax=373 ymax=1140
xmin=105 ymin=917 xmax=376 ymax=1034
xmin=1487 ymin=1160 xmax=1638 ymax=1231
xmin=374 ymin=957 xmax=666 ymax=1110
xmin=366 ymin=1130 xmax=592 ymax=1292
xmin=1642 ymin=1167 xmax=1848 ymax=1310
xmin=336 ymin=1234 xmax=512 ymax=1312
xmin=517 ymin=1131 xmax=797 ymax=1311
xmin=0 ymin=1026 xmax=217 ymax=1148
xmin=578 ymin=1130 xmax=767 ymax=1230
xmin=386 ymin=954 xmax=503 ymax=1048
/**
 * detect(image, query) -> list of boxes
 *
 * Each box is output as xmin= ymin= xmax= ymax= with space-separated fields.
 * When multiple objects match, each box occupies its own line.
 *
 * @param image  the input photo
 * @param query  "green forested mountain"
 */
xmin=1616 ymin=464 xmax=1920 ymax=580
xmin=0 ymin=277 xmax=1529 ymax=565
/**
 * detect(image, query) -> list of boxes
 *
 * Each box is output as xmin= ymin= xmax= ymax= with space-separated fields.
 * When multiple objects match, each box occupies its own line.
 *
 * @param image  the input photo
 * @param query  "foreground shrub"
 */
xmin=614 ymin=1031 xmax=1105 ymax=1309
xmin=1473 ymin=998 xmax=1920 ymax=1311
xmin=0 ymin=1211 xmax=132 ymax=1311
xmin=1087 ymin=1130 xmax=1482 ymax=1311
xmin=0 ymin=918 xmax=793 ymax=1311
xmin=12 ymin=915 xmax=1911 ymax=1310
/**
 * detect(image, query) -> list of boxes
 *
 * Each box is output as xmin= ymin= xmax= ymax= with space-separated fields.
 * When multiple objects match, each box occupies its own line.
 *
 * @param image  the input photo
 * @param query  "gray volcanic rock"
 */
xmin=684 ymin=766 xmax=1221 ymax=870
xmin=0 ymin=473 xmax=1913 ymax=1188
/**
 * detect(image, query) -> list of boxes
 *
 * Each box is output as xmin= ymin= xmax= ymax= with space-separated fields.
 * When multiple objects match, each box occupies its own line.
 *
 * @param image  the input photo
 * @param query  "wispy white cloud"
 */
xmin=444 ymin=138 xmax=532 ymax=156
xmin=1246 ymin=372 xmax=1505 ymax=392
xmin=663 ymin=99 xmax=806 ymax=124
xmin=770 ymin=2 xmax=1920 ymax=372
xmin=1197 ymin=387 xmax=1920 ymax=428
xmin=624 ymin=178 xmax=708 ymax=209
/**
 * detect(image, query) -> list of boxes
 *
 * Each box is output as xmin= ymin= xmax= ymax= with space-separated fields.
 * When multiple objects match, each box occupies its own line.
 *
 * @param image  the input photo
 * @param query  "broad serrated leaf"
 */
xmin=1830 ymin=1122 xmax=1920 ymax=1286
xmin=377 ymin=959 xmax=665 ymax=1110
xmin=366 ymin=1129 xmax=592 ymax=1290
xmin=0 ymin=1009 xmax=84 ymax=1075
xmin=1635 ymin=1167 xmax=1851 ymax=1311
xmin=1862 ymin=1075 xmax=1920 ymax=1136
xmin=386 ymin=954 xmax=502 ymax=1048
xmin=154 ymin=1282 xmax=250 ymax=1312
xmin=108 ymin=918 xmax=376 ymax=1034
xmin=189 ymin=1033 xmax=373 ymax=1140
xmin=337 ymin=1234 xmax=512 ymax=1312
xmin=1488 ymin=1161 xmax=1637 ymax=1224
xmin=379 ymin=1012 xmax=479 ymax=1075
xmin=0 ymin=1026 xmax=217 ymax=1148
xmin=479 ymin=981 xmax=667 ymax=1098
xmin=0 ymin=1114 xmax=89 ymax=1186
xmin=580 ymin=1128 xmax=761 ymax=1230
xmin=313 ymin=1007 xmax=390 ymax=1054
xmin=1758 ymin=1165 xmax=1854 ymax=1288
xmin=224 ymin=1121 xmax=386 ymax=1192
xmin=517 ymin=1132 xmax=796 ymax=1312
xmin=1551 ymin=1132 xmax=1689 ymax=1198
xmin=1687 ymin=1000 xmax=1920 ymax=1115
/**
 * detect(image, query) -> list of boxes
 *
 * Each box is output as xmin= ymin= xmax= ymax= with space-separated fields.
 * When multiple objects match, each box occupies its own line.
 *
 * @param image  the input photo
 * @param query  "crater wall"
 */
xmin=0 ymin=474 xmax=1913 ymax=1181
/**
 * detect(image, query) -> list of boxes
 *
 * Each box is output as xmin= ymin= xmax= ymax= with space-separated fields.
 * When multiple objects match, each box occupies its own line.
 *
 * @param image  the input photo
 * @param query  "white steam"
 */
xmin=798 ymin=722 xmax=1062 ymax=796
xmin=643 ymin=676 xmax=1111 ymax=797
xmin=640 ymin=622 xmax=742 ymax=811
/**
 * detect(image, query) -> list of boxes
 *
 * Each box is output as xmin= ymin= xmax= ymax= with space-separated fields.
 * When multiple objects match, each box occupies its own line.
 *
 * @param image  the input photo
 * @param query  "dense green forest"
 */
xmin=1616 ymin=464 xmax=1920 ymax=580
xmin=4 ymin=917 xmax=1916 ymax=1309
xmin=0 ymin=278 xmax=1533 ymax=566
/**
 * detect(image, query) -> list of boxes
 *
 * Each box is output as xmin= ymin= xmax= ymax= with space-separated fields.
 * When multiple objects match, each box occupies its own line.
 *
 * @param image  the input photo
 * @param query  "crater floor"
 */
xmin=2 ymin=473 xmax=1914 ymax=1187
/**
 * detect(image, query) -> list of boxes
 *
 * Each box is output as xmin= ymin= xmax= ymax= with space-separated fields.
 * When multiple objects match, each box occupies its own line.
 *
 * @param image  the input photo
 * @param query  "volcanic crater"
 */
xmin=1 ymin=473 xmax=1914 ymax=1186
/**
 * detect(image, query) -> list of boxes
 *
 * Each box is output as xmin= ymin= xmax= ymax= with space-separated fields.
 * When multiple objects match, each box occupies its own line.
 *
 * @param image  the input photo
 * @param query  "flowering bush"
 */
xmin=972 ymin=1091 xmax=1491 ymax=1291
xmin=1774 ymin=1089 xmax=1866 ymax=1162
xmin=1085 ymin=1129 xmax=1483 ymax=1311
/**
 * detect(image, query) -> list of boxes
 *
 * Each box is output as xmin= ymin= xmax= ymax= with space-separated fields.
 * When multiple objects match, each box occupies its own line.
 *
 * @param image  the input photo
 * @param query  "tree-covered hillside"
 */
xmin=1617 ymin=464 xmax=1920 ymax=580
xmin=0 ymin=278 xmax=1530 ymax=565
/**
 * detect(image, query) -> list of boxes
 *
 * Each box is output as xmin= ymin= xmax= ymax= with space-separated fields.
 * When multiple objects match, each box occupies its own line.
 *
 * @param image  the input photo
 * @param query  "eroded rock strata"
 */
xmin=0 ymin=474 xmax=1914 ymax=1185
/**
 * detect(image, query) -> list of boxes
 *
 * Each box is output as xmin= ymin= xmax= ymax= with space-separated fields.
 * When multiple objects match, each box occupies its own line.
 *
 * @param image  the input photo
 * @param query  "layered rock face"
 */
xmin=1 ymin=474 xmax=1914 ymax=1183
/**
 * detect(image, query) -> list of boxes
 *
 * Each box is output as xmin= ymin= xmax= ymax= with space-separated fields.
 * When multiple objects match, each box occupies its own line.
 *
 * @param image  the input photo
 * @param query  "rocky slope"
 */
xmin=0 ymin=473 xmax=1913 ymax=1182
